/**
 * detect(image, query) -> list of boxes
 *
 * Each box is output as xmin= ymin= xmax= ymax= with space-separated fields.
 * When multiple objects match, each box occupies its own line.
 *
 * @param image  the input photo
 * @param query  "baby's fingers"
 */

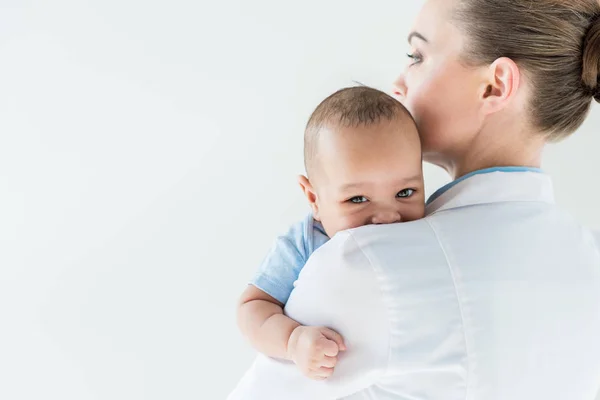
xmin=318 ymin=337 xmax=340 ymax=357
xmin=310 ymin=366 xmax=335 ymax=380
xmin=320 ymin=328 xmax=346 ymax=351
xmin=319 ymin=355 xmax=338 ymax=369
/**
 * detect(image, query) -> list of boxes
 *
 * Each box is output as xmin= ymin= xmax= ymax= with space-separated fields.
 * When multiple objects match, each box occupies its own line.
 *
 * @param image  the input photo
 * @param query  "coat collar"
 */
xmin=426 ymin=167 xmax=554 ymax=215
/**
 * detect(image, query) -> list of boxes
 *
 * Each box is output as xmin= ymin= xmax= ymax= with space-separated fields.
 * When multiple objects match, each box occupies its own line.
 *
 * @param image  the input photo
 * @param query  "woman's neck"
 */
xmin=427 ymin=127 xmax=546 ymax=180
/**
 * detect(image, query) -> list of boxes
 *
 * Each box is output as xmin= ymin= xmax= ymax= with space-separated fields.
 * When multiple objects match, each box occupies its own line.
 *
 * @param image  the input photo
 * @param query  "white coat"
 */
xmin=228 ymin=168 xmax=600 ymax=400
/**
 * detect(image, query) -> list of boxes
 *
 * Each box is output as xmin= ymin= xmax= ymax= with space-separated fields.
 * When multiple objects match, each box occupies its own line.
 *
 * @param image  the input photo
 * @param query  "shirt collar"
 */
xmin=425 ymin=166 xmax=555 ymax=215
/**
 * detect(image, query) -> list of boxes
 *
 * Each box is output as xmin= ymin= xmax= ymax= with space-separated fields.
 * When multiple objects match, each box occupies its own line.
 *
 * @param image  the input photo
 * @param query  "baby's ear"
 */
xmin=297 ymin=175 xmax=320 ymax=220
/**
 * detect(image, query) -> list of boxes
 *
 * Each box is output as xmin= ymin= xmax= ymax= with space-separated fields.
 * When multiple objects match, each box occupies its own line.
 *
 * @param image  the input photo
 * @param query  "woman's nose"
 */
xmin=393 ymin=74 xmax=407 ymax=99
xmin=371 ymin=210 xmax=402 ymax=225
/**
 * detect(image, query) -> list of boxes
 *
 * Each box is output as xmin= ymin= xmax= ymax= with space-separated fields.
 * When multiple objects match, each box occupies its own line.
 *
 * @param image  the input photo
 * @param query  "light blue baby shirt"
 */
xmin=251 ymin=214 xmax=329 ymax=304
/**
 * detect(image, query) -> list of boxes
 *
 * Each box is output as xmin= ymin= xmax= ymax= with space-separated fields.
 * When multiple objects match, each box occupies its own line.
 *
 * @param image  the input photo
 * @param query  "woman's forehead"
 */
xmin=410 ymin=0 xmax=464 ymax=52
xmin=412 ymin=0 xmax=454 ymax=37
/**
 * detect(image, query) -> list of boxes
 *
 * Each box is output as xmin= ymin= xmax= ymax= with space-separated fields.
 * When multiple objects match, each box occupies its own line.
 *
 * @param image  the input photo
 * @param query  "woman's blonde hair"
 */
xmin=453 ymin=0 xmax=600 ymax=141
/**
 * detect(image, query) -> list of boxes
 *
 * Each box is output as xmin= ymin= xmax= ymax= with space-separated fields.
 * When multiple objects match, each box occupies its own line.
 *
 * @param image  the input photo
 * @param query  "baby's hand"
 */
xmin=287 ymin=326 xmax=347 ymax=380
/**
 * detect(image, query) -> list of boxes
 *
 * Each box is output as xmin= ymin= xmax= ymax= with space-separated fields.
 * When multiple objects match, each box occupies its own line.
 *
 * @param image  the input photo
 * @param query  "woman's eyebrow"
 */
xmin=408 ymin=31 xmax=428 ymax=45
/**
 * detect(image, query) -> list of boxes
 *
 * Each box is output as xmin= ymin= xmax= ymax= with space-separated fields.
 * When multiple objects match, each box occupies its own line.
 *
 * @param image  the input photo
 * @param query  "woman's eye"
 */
xmin=349 ymin=196 xmax=368 ymax=204
xmin=397 ymin=189 xmax=415 ymax=198
xmin=406 ymin=52 xmax=422 ymax=65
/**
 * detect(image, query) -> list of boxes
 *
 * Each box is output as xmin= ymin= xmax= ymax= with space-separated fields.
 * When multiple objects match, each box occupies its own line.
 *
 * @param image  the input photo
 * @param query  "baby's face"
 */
xmin=305 ymin=119 xmax=425 ymax=238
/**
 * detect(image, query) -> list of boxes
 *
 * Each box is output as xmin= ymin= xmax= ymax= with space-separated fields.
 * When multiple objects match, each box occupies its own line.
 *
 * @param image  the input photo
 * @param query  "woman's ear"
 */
xmin=481 ymin=57 xmax=521 ymax=114
xmin=298 ymin=175 xmax=320 ymax=220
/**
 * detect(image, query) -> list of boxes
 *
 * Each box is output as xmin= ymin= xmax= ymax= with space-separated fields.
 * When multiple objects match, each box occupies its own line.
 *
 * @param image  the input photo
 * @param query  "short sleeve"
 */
xmin=250 ymin=215 xmax=324 ymax=304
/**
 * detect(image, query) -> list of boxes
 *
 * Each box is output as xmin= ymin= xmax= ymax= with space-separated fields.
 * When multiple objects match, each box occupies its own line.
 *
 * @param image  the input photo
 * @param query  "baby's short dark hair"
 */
xmin=304 ymin=86 xmax=414 ymax=178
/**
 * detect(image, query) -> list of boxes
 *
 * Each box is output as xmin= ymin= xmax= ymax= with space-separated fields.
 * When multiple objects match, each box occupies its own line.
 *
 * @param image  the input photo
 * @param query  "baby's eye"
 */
xmin=396 ymin=189 xmax=415 ymax=198
xmin=349 ymin=196 xmax=368 ymax=204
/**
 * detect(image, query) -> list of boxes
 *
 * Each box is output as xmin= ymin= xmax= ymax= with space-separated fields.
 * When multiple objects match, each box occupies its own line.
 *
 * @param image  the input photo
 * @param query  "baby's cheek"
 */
xmin=320 ymin=211 xmax=365 ymax=237
xmin=336 ymin=213 xmax=369 ymax=232
xmin=405 ymin=203 xmax=426 ymax=221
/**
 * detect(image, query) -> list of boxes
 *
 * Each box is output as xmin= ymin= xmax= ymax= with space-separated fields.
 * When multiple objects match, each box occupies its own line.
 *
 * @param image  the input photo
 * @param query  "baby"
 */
xmin=237 ymin=86 xmax=426 ymax=380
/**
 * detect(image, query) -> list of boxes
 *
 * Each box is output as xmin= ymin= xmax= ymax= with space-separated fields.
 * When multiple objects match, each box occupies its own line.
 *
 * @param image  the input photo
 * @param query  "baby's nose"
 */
xmin=371 ymin=210 xmax=402 ymax=225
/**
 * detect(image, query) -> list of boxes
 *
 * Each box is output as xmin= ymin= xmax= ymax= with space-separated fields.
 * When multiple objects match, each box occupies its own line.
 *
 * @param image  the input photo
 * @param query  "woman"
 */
xmin=229 ymin=0 xmax=600 ymax=398
xmin=394 ymin=0 xmax=600 ymax=179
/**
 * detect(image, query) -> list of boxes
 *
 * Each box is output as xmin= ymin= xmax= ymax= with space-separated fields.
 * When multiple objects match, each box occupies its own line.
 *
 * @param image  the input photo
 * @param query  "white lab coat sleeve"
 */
xmin=227 ymin=231 xmax=390 ymax=400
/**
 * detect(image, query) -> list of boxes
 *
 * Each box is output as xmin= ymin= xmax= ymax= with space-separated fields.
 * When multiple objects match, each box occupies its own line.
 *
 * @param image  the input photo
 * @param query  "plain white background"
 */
xmin=1 ymin=1 xmax=599 ymax=399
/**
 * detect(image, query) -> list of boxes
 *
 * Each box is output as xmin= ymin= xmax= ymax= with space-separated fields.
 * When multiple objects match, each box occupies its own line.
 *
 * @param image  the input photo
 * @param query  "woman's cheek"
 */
xmin=403 ymin=72 xmax=429 ymax=118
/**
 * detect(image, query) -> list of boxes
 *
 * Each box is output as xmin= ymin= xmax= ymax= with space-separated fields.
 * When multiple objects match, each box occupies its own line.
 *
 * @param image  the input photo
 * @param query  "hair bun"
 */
xmin=583 ymin=14 xmax=600 ymax=102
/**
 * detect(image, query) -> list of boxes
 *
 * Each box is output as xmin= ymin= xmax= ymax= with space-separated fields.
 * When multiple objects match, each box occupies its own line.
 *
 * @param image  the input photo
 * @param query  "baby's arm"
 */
xmin=237 ymin=285 xmax=346 ymax=380
xmin=237 ymin=285 xmax=298 ymax=360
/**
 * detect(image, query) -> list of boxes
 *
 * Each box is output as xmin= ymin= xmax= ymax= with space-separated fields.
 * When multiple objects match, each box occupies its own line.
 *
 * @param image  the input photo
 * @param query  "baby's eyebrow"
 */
xmin=338 ymin=182 xmax=364 ymax=192
xmin=339 ymin=176 xmax=422 ymax=192
xmin=401 ymin=174 xmax=424 ymax=183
